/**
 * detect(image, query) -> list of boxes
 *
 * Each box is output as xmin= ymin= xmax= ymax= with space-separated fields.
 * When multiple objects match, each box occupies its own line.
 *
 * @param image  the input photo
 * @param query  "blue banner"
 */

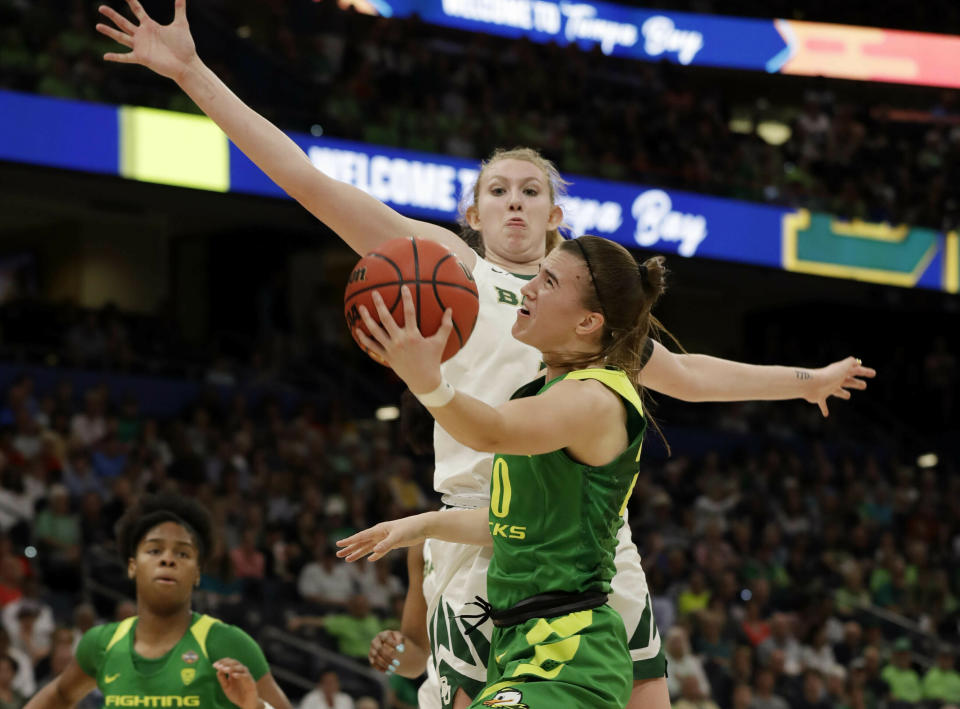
xmin=1 ymin=89 xmax=955 ymax=292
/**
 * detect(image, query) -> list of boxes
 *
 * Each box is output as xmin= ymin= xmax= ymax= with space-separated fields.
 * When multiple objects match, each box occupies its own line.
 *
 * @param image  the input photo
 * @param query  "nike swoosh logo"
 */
xmin=495 ymin=652 xmax=506 ymax=663
xmin=105 ymin=674 xmax=120 ymax=684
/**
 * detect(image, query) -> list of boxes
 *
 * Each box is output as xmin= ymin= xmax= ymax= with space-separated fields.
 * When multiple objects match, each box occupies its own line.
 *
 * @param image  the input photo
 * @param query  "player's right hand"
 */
xmin=369 ymin=630 xmax=405 ymax=674
xmin=96 ymin=0 xmax=198 ymax=83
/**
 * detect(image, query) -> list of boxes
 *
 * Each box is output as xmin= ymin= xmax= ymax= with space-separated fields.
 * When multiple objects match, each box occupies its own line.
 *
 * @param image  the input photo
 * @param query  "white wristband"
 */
xmin=415 ymin=377 xmax=456 ymax=407
xmin=261 ymin=701 xmax=275 ymax=709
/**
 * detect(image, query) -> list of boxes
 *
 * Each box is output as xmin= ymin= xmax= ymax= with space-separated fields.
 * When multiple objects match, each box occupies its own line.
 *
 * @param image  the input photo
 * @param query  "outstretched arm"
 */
xmin=95 ymin=0 xmax=474 ymax=265
xmin=337 ymin=508 xmax=491 ymax=562
xmin=641 ymin=341 xmax=876 ymax=416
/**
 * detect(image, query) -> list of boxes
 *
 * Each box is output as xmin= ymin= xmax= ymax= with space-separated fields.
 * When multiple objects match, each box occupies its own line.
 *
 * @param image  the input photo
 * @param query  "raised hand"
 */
xmin=805 ymin=356 xmax=877 ymax=417
xmin=354 ymin=286 xmax=453 ymax=395
xmin=96 ymin=0 xmax=197 ymax=82
xmin=212 ymin=658 xmax=259 ymax=709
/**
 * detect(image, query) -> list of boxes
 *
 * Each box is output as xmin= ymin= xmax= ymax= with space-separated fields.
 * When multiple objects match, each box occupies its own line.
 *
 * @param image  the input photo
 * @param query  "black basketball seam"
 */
xmin=344 ymin=281 xmax=480 ymax=303
xmin=411 ymin=237 xmax=422 ymax=331
xmin=368 ymin=252 xmax=405 ymax=312
xmin=432 ymin=254 xmax=464 ymax=347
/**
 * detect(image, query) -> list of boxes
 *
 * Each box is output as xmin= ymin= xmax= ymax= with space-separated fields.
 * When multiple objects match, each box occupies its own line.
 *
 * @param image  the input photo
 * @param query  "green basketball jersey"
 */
xmin=486 ymin=367 xmax=645 ymax=611
xmin=76 ymin=612 xmax=269 ymax=708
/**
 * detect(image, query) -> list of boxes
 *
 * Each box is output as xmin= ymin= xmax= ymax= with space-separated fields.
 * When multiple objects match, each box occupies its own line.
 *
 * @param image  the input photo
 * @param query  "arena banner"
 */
xmin=337 ymin=0 xmax=960 ymax=89
xmin=0 ymin=89 xmax=956 ymax=292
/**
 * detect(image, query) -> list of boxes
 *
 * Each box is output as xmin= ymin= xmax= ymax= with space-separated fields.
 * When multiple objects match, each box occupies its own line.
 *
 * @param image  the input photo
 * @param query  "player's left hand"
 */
xmin=804 ymin=356 xmax=876 ymax=417
xmin=213 ymin=658 xmax=259 ymax=709
xmin=355 ymin=286 xmax=453 ymax=394
xmin=336 ymin=515 xmax=429 ymax=562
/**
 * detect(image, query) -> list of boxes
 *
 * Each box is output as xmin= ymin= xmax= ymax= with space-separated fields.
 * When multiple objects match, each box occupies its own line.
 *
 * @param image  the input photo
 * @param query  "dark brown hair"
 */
xmin=554 ymin=236 xmax=669 ymax=386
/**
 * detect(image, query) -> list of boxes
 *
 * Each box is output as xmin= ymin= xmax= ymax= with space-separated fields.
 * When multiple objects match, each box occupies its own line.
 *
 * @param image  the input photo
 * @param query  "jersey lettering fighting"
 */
xmin=486 ymin=368 xmax=646 ymax=611
xmin=76 ymin=613 xmax=269 ymax=708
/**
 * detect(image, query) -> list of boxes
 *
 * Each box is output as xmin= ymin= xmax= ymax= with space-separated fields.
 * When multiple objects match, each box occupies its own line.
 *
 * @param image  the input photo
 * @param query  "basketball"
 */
xmin=344 ymin=237 xmax=480 ymax=363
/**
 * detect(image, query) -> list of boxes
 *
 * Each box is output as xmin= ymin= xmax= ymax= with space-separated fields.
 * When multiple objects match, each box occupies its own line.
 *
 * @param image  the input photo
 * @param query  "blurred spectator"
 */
xmin=0 ymin=654 xmax=25 ymax=709
xmin=674 ymin=673 xmax=721 ymax=709
xmin=385 ymin=457 xmax=427 ymax=513
xmin=923 ymin=645 xmax=960 ymax=705
xmin=297 ymin=538 xmax=356 ymax=611
xmin=794 ymin=670 xmax=830 ymax=709
xmin=354 ymin=562 xmax=403 ymax=615
xmin=289 ymin=595 xmax=389 ymax=661
xmin=881 ymin=637 xmax=923 ymax=705
xmin=665 ymin=626 xmax=711 ymax=701
xmin=298 ymin=670 xmax=353 ymax=709
xmin=750 ymin=669 xmax=790 ymax=709
xmin=0 ymin=628 xmax=33 ymax=698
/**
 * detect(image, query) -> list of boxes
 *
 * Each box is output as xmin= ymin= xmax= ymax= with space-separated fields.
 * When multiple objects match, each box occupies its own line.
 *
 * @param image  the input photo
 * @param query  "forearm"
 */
xmin=394 ymin=637 xmax=430 ymax=678
xmin=424 ymin=391 xmax=509 ymax=453
xmin=422 ymin=508 xmax=492 ymax=547
xmin=666 ymin=354 xmax=817 ymax=402
xmin=24 ymin=678 xmax=71 ymax=709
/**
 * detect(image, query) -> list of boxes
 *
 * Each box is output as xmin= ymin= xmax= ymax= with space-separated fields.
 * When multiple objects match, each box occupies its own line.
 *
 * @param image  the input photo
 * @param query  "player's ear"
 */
xmin=127 ymin=558 xmax=136 ymax=580
xmin=465 ymin=204 xmax=481 ymax=230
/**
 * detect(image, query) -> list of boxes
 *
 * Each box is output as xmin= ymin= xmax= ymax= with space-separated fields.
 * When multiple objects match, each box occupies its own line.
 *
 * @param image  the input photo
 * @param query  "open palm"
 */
xmin=96 ymin=0 xmax=197 ymax=82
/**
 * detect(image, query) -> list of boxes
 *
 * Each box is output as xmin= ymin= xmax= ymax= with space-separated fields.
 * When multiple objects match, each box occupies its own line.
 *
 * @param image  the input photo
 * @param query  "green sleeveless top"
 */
xmin=75 ymin=612 xmax=269 ymax=708
xmin=486 ymin=367 xmax=646 ymax=610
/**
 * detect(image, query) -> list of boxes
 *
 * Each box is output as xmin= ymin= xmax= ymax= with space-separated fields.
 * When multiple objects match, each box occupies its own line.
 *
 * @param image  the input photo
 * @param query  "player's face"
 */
xmin=129 ymin=521 xmax=200 ymax=609
xmin=468 ymin=159 xmax=563 ymax=267
xmin=512 ymin=249 xmax=601 ymax=353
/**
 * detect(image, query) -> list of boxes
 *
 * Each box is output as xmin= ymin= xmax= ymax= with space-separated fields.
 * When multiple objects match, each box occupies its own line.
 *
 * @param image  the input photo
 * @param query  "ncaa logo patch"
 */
xmin=181 ymin=668 xmax=196 ymax=686
xmin=481 ymin=688 xmax=528 ymax=708
xmin=181 ymin=651 xmax=199 ymax=665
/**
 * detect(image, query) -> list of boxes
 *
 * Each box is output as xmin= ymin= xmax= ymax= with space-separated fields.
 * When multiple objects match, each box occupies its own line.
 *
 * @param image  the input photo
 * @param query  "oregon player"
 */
xmin=25 ymin=494 xmax=291 ymax=709
xmin=339 ymin=237 xmax=671 ymax=706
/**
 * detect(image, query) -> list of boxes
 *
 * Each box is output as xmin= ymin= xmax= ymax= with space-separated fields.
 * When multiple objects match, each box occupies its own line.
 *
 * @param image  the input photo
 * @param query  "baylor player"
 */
xmin=25 ymin=494 xmax=291 ymax=709
xmin=340 ymin=237 xmax=675 ymax=706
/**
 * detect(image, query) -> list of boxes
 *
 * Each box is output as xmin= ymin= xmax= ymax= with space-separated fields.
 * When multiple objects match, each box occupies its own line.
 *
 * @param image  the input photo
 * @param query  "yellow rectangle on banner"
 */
xmin=120 ymin=106 xmax=228 ymax=192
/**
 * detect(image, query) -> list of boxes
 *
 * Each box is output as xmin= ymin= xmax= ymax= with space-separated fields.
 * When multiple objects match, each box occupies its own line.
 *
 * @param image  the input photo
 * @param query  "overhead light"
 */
xmin=917 ymin=453 xmax=938 ymax=469
xmin=756 ymin=120 xmax=792 ymax=146
xmin=375 ymin=406 xmax=400 ymax=421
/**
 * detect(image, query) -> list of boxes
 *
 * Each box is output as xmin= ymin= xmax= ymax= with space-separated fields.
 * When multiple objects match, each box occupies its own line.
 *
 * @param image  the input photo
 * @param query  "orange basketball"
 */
xmin=344 ymin=237 xmax=479 ymax=363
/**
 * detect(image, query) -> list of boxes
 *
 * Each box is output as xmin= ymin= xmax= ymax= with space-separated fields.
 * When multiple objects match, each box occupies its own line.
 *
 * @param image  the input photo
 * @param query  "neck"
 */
xmin=483 ymin=249 xmax=541 ymax=275
xmin=136 ymin=603 xmax=193 ymax=640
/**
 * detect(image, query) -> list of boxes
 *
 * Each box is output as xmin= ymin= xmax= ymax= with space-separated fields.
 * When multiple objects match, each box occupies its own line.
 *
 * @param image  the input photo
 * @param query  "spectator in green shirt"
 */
xmin=923 ymin=646 xmax=960 ymax=705
xmin=288 ymin=595 xmax=391 ymax=660
xmin=881 ymin=637 xmax=922 ymax=704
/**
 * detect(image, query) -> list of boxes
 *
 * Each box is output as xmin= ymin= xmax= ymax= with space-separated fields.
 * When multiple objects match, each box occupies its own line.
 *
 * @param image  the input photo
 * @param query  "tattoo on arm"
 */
xmin=795 ymin=370 xmax=812 ymax=380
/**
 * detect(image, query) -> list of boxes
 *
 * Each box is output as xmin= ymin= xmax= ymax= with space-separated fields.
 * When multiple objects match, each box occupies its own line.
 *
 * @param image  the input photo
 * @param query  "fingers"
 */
xmin=95 ymin=23 xmax=134 ymax=48
xmin=213 ymin=658 xmax=252 ymax=680
xmin=358 ymin=302 xmax=390 ymax=345
xmin=103 ymin=51 xmax=138 ymax=63
xmin=354 ymin=328 xmax=388 ymax=363
xmin=834 ymin=388 xmax=852 ymax=400
xmin=845 ymin=378 xmax=868 ymax=390
xmin=400 ymin=286 xmax=418 ymax=331
xmin=98 ymin=5 xmax=138 ymax=33
xmin=174 ymin=0 xmax=188 ymax=22
xmin=857 ymin=366 xmax=877 ymax=378
xmin=123 ymin=0 xmax=148 ymax=20
xmin=371 ymin=291 xmax=403 ymax=338
xmin=431 ymin=308 xmax=454 ymax=345
xmin=818 ymin=400 xmax=829 ymax=418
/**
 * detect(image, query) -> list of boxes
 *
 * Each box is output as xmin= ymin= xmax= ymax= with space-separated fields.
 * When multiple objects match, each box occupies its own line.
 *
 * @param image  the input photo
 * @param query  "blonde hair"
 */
xmin=458 ymin=147 xmax=570 ymax=257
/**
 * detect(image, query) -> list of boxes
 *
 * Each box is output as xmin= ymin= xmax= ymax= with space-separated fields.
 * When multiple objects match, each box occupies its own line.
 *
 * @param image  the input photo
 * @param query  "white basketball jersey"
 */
xmin=434 ymin=257 xmax=542 ymax=507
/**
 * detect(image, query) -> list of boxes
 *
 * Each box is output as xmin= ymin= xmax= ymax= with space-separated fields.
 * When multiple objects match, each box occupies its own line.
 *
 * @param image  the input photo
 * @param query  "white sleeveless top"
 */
xmin=433 ymin=257 xmax=542 ymax=508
